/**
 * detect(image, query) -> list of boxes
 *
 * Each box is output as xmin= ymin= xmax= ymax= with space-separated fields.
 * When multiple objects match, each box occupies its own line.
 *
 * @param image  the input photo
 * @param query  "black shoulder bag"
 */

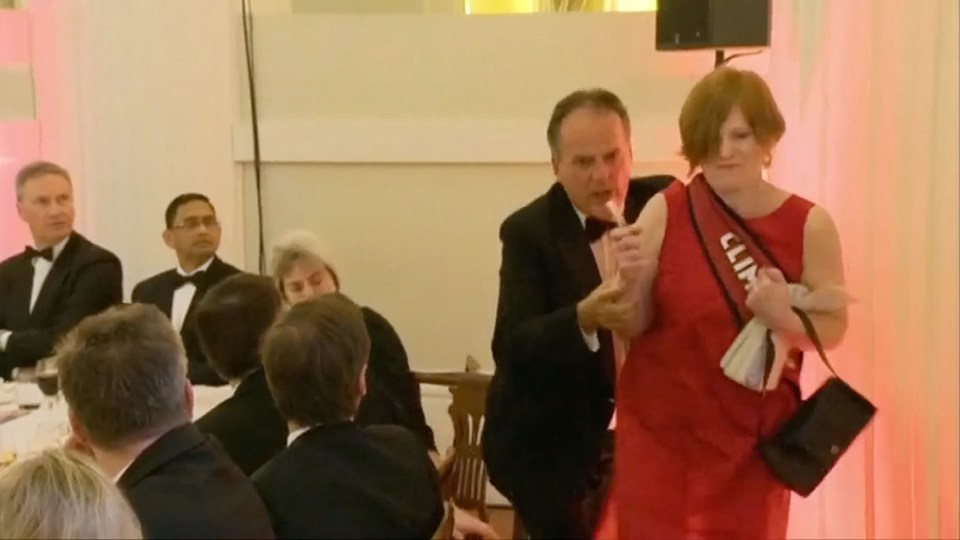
xmin=687 ymin=187 xmax=877 ymax=497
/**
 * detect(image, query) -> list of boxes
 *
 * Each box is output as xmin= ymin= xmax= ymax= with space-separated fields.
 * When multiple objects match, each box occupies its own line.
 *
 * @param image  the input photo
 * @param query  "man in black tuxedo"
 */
xmin=253 ymin=293 xmax=443 ymax=539
xmin=57 ymin=303 xmax=274 ymax=539
xmin=132 ymin=193 xmax=240 ymax=386
xmin=194 ymin=274 xmax=287 ymax=476
xmin=482 ymin=89 xmax=675 ymax=538
xmin=0 ymin=161 xmax=122 ymax=379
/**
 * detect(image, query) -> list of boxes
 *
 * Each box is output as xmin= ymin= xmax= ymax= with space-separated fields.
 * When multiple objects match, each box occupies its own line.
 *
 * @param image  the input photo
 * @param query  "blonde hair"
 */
xmin=0 ymin=448 xmax=143 ymax=539
xmin=15 ymin=160 xmax=72 ymax=201
xmin=270 ymin=230 xmax=340 ymax=293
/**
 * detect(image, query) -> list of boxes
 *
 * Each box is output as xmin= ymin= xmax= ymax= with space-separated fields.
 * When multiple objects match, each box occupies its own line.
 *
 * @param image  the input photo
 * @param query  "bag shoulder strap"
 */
xmin=688 ymin=180 xmax=843 ymax=385
xmin=790 ymin=307 xmax=839 ymax=378
xmin=707 ymin=188 xmax=791 ymax=276
xmin=685 ymin=186 xmax=745 ymax=329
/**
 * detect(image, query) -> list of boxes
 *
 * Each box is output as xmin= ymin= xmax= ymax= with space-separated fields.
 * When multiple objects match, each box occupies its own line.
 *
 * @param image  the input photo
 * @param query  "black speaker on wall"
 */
xmin=656 ymin=0 xmax=771 ymax=51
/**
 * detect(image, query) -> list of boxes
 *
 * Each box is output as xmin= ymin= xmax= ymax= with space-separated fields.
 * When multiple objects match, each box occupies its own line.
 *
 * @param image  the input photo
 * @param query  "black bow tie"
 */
xmin=172 ymin=272 xmax=205 ymax=288
xmin=584 ymin=217 xmax=616 ymax=243
xmin=25 ymin=246 xmax=54 ymax=262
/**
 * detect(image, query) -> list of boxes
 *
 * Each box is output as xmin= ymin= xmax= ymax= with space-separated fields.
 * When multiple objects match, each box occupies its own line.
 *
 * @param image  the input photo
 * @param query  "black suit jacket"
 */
xmin=195 ymin=369 xmax=287 ymax=476
xmin=253 ymin=422 xmax=443 ymax=539
xmin=482 ymin=176 xmax=674 ymax=534
xmin=355 ymin=306 xmax=436 ymax=451
xmin=197 ymin=308 xmax=437 ymax=476
xmin=131 ymin=256 xmax=241 ymax=385
xmin=0 ymin=232 xmax=122 ymax=378
xmin=118 ymin=423 xmax=275 ymax=540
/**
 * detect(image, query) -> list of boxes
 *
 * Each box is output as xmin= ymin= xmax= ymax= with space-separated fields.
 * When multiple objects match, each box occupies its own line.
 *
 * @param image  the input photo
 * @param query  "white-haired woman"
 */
xmin=0 ymin=448 xmax=143 ymax=539
xmin=270 ymin=231 xmax=437 ymax=455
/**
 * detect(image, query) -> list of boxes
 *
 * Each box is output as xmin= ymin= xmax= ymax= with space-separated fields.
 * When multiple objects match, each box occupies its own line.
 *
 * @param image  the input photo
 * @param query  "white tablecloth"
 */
xmin=0 ymin=383 xmax=233 ymax=457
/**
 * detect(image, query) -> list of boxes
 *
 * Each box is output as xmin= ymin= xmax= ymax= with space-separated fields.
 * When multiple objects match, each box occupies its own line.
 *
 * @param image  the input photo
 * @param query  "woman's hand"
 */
xmin=453 ymin=506 xmax=500 ymax=539
xmin=746 ymin=267 xmax=797 ymax=331
xmin=609 ymin=222 xmax=648 ymax=281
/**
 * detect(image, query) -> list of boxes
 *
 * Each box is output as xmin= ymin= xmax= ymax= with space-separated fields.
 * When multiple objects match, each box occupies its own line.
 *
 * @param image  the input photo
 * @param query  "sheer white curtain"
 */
xmin=28 ymin=0 xmax=246 ymax=296
xmin=764 ymin=0 xmax=958 ymax=537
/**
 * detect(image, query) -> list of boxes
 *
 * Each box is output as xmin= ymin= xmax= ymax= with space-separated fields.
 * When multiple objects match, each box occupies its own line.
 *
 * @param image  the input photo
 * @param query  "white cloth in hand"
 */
xmin=720 ymin=284 xmax=852 ymax=392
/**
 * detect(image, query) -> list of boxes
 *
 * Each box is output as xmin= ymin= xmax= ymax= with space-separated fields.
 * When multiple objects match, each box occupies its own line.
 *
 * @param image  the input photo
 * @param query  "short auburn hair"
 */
xmin=679 ymin=66 xmax=785 ymax=172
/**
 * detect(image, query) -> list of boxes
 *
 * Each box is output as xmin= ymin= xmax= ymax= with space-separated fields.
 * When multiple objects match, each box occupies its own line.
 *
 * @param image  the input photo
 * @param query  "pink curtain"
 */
xmin=765 ymin=1 xmax=959 ymax=538
xmin=0 ymin=9 xmax=36 ymax=257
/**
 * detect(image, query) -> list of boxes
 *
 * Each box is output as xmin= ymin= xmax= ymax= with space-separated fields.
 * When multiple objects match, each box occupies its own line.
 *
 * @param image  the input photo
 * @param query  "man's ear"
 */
xmin=183 ymin=380 xmax=195 ymax=420
xmin=68 ymin=411 xmax=90 ymax=446
xmin=358 ymin=364 xmax=368 ymax=399
xmin=162 ymin=229 xmax=176 ymax=250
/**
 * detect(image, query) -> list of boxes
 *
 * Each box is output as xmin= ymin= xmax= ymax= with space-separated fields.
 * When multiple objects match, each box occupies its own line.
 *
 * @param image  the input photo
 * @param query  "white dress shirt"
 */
xmin=113 ymin=460 xmax=134 ymax=484
xmin=0 ymin=236 xmax=70 ymax=353
xmin=287 ymin=426 xmax=312 ymax=447
xmin=573 ymin=207 xmax=624 ymax=431
xmin=170 ymin=257 xmax=214 ymax=333
xmin=573 ymin=207 xmax=603 ymax=353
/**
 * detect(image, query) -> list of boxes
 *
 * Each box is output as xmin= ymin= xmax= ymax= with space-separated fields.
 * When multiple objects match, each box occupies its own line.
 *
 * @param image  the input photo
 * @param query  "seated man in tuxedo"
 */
xmin=194 ymin=274 xmax=287 ymax=476
xmin=132 ymin=193 xmax=240 ymax=386
xmin=0 ymin=161 xmax=122 ymax=380
xmin=57 ymin=303 xmax=275 ymax=540
xmin=253 ymin=293 xmax=443 ymax=539
xmin=482 ymin=89 xmax=674 ymax=538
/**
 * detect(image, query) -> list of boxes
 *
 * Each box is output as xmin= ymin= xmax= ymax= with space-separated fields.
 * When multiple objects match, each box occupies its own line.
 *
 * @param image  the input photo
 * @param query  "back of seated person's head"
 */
xmin=56 ymin=303 xmax=191 ymax=452
xmin=0 ymin=448 xmax=143 ymax=539
xmin=195 ymin=273 xmax=282 ymax=383
xmin=260 ymin=293 xmax=371 ymax=427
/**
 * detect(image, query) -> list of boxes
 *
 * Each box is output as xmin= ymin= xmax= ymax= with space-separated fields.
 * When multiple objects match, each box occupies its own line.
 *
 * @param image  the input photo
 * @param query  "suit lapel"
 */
xmin=157 ymin=276 xmax=175 ymax=319
xmin=141 ymin=272 xmax=177 ymax=318
xmin=29 ymin=234 xmax=80 ymax=323
xmin=548 ymin=184 xmax=622 ymax=385
xmin=180 ymin=257 xmax=223 ymax=327
xmin=7 ymin=254 xmax=35 ymax=327
xmin=548 ymin=185 xmax=602 ymax=301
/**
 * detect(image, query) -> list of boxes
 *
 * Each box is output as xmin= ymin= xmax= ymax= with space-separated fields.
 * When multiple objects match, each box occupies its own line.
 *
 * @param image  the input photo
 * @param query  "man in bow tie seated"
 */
xmin=132 ymin=193 xmax=241 ymax=386
xmin=0 ymin=161 xmax=122 ymax=380
xmin=481 ymin=89 xmax=675 ymax=538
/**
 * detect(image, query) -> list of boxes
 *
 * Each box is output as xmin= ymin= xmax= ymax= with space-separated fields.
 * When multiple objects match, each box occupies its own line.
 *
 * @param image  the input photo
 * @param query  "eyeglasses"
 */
xmin=172 ymin=216 xmax=220 ymax=231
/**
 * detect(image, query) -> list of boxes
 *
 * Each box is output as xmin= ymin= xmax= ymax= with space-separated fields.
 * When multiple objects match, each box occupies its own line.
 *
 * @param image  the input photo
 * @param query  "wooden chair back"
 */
xmin=413 ymin=360 xmax=493 ymax=522
xmin=447 ymin=374 xmax=491 ymax=521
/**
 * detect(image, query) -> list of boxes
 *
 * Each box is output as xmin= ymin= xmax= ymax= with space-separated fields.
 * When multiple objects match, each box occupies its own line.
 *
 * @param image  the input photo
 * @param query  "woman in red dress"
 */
xmin=603 ymin=67 xmax=849 ymax=539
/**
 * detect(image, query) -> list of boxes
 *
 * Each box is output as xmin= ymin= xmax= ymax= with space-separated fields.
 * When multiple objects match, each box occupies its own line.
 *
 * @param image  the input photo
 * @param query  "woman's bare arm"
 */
xmin=779 ymin=205 xmax=849 ymax=350
xmin=617 ymin=192 xmax=668 ymax=339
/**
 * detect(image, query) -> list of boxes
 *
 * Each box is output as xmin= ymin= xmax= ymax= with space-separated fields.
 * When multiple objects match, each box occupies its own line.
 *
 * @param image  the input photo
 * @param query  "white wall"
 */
xmin=22 ymin=2 xmax=772 ymax=366
xmin=229 ymin=14 xmax=744 ymax=507
xmin=237 ymin=11 xmax=770 ymax=371
xmin=27 ymin=0 xmax=246 ymax=296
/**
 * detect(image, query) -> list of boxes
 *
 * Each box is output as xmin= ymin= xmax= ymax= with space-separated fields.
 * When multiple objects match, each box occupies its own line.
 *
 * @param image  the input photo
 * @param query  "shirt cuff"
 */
xmin=0 ymin=330 xmax=10 ymax=352
xmin=580 ymin=327 xmax=600 ymax=352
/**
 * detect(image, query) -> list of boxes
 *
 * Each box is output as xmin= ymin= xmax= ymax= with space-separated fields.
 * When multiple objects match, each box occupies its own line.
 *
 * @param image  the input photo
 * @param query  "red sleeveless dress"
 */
xmin=610 ymin=182 xmax=813 ymax=540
